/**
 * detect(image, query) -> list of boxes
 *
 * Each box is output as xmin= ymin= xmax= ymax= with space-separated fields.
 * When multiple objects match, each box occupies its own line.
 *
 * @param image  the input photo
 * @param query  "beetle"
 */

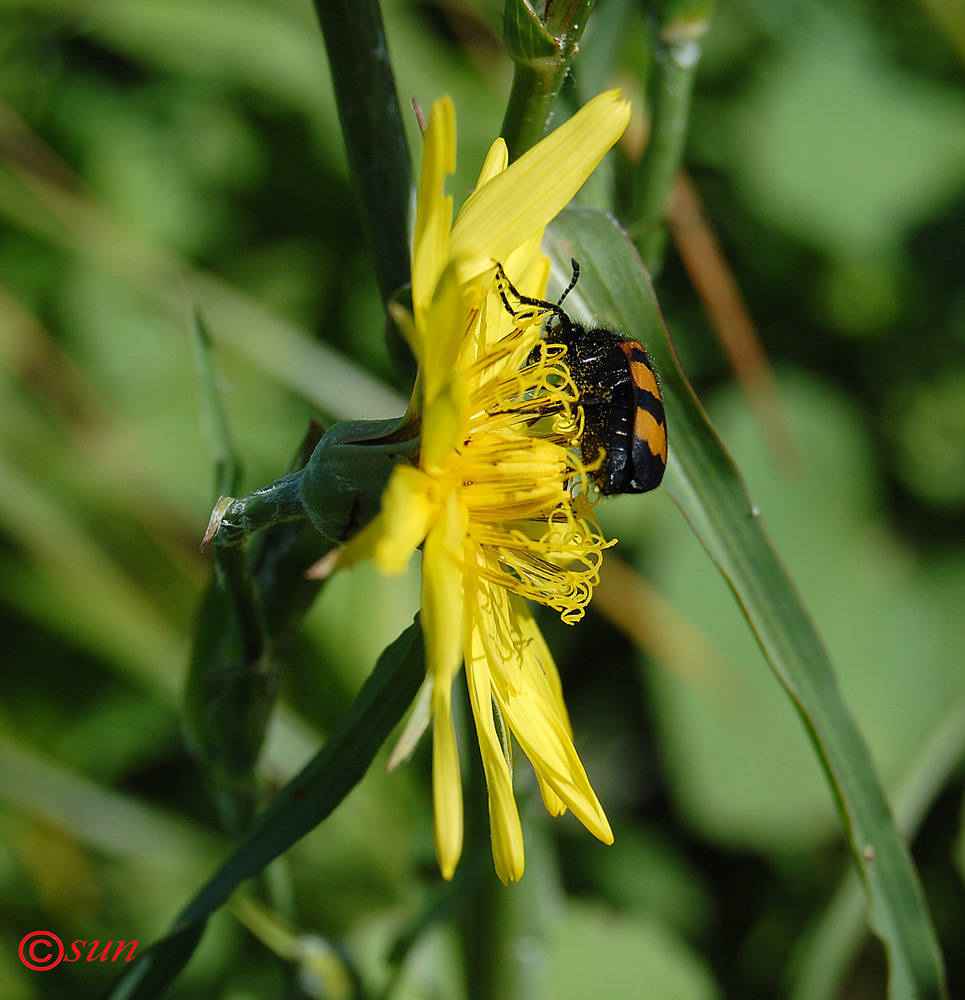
xmin=494 ymin=259 xmax=667 ymax=495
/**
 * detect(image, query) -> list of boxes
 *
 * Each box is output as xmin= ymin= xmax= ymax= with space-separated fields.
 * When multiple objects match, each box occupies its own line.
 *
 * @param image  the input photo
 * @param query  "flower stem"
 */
xmin=187 ymin=432 xmax=329 ymax=835
xmin=629 ymin=1 xmax=714 ymax=271
xmin=460 ymin=744 xmax=511 ymax=1000
xmin=459 ymin=761 xmax=563 ymax=1000
xmin=209 ymin=472 xmax=308 ymax=550
xmin=380 ymin=846 xmax=488 ymax=1000
xmin=311 ymin=0 xmax=414 ymax=376
xmin=500 ymin=0 xmax=598 ymax=159
xmin=188 ymin=502 xmax=336 ymax=834
xmin=213 ymin=541 xmax=268 ymax=666
xmin=186 ymin=291 xmax=242 ymax=499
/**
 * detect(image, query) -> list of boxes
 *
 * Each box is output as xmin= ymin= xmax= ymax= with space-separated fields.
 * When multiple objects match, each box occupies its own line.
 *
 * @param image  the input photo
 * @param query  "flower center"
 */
xmin=439 ymin=285 xmax=614 ymax=624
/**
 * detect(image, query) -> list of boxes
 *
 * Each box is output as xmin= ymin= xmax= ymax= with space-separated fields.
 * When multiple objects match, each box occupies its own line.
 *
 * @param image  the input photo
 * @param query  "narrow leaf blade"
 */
xmin=545 ymin=206 xmax=947 ymax=1000
xmin=104 ymin=618 xmax=425 ymax=999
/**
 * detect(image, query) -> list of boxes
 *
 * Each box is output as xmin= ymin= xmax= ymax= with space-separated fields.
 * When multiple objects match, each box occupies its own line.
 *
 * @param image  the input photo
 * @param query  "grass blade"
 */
xmin=545 ymin=206 xmax=948 ymax=1000
xmin=103 ymin=618 xmax=425 ymax=999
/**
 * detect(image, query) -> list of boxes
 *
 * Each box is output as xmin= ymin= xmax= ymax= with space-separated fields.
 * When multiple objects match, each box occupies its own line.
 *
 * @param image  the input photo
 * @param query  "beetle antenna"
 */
xmin=493 ymin=260 xmax=570 ymax=331
xmin=557 ymin=258 xmax=580 ymax=308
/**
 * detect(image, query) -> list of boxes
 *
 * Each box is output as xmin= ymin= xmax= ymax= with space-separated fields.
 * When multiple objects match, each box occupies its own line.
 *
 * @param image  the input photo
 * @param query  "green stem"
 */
xmin=312 ymin=0 xmax=410 ymax=303
xmin=186 ymin=434 xmax=327 ymax=835
xmin=187 ymin=292 xmax=242 ymax=499
xmin=311 ymin=0 xmax=414 ymax=378
xmin=381 ymin=846 xmax=488 ymax=1000
xmin=457 ymin=758 xmax=563 ymax=1000
xmin=213 ymin=542 xmax=267 ymax=666
xmin=459 ymin=737 xmax=509 ymax=1000
xmin=630 ymin=4 xmax=713 ymax=271
xmin=213 ymin=472 xmax=308 ymax=550
xmin=500 ymin=0 xmax=597 ymax=160
xmin=502 ymin=62 xmax=567 ymax=162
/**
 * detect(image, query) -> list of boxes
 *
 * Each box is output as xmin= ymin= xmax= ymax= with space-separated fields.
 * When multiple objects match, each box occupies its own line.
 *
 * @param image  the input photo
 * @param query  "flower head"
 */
xmin=344 ymin=92 xmax=630 ymax=882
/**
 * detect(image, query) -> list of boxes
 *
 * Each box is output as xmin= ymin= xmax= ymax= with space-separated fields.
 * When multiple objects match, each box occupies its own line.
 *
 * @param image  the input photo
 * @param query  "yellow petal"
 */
xmin=422 ymin=494 xmax=467 ymax=686
xmin=413 ymin=197 xmax=453 ymax=329
xmin=388 ymin=300 xmax=423 ymax=365
xmin=474 ymin=137 xmax=509 ymax=190
xmin=448 ymin=90 xmax=631 ymax=283
xmin=479 ymin=243 xmax=551 ymax=359
xmin=465 ymin=590 xmax=525 ymax=883
xmin=503 ymin=235 xmax=550 ymax=299
xmin=496 ymin=677 xmax=613 ymax=845
xmin=324 ymin=512 xmax=384 ymax=574
xmin=514 ymin=603 xmax=570 ymax=817
xmin=422 ymin=265 xmax=471 ymax=409
xmin=413 ymin=97 xmax=456 ymax=327
xmin=386 ymin=675 xmax=433 ymax=772
xmin=415 ymin=98 xmax=455 ymax=247
xmin=513 ymin=596 xmax=572 ymax=736
xmin=472 ymin=576 xmax=524 ymax=697
xmin=422 ymin=374 xmax=469 ymax=473
xmin=534 ymin=764 xmax=568 ymax=819
xmin=330 ymin=463 xmax=436 ymax=577
xmin=432 ymin=682 xmax=463 ymax=879
xmin=373 ymin=465 xmax=438 ymax=575
xmin=424 ymin=495 xmax=469 ymax=879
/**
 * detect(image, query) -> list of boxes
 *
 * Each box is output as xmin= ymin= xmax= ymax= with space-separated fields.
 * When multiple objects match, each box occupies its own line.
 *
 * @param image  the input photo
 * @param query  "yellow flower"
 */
xmin=345 ymin=92 xmax=630 ymax=883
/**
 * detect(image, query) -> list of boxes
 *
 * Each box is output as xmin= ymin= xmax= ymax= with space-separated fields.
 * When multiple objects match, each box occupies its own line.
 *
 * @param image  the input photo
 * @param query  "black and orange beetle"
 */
xmin=495 ymin=259 xmax=667 ymax=495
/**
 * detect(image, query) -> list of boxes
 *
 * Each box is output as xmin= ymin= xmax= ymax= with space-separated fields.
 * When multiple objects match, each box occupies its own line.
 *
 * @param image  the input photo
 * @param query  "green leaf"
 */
xmin=645 ymin=375 xmax=965 ymax=851
xmin=104 ymin=618 xmax=425 ymax=999
xmin=791 ymin=689 xmax=965 ymax=1000
xmin=544 ymin=206 xmax=948 ymax=1000
xmin=101 ymin=923 xmax=208 ymax=1000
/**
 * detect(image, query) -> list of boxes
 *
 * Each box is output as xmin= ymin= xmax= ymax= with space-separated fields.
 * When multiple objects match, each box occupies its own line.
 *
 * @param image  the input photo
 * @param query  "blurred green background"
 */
xmin=1 ymin=0 xmax=964 ymax=998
